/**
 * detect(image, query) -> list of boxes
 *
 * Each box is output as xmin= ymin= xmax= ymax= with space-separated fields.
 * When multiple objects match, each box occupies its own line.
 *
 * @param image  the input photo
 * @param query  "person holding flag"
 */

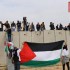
xmin=7 ymin=42 xmax=14 ymax=58
xmin=5 ymin=41 xmax=14 ymax=58
xmin=12 ymin=47 xmax=21 ymax=70
xmin=61 ymin=42 xmax=69 ymax=70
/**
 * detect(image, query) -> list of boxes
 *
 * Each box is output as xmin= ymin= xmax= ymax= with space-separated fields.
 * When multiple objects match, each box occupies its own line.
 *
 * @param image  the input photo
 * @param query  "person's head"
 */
xmin=23 ymin=17 xmax=26 ymax=20
xmin=14 ymin=47 xmax=18 ymax=50
xmin=0 ymin=21 xmax=2 ymax=23
xmin=7 ymin=42 xmax=13 ymax=46
xmin=6 ymin=21 xmax=8 ymax=23
xmin=17 ymin=20 xmax=19 ymax=23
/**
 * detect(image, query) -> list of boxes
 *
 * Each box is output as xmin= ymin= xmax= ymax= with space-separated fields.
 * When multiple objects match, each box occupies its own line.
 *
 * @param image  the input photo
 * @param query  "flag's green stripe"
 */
xmin=21 ymin=58 xmax=60 ymax=67
xmin=5 ymin=46 xmax=8 ymax=53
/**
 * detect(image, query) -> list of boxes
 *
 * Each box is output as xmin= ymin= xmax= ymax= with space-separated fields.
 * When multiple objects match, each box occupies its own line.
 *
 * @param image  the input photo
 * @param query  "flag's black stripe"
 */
xmin=26 ymin=40 xmax=64 ymax=51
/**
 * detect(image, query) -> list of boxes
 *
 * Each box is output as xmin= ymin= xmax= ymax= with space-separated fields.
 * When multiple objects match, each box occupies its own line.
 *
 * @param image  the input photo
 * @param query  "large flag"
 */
xmin=68 ymin=2 xmax=70 ymax=12
xmin=20 ymin=40 xmax=64 ymax=67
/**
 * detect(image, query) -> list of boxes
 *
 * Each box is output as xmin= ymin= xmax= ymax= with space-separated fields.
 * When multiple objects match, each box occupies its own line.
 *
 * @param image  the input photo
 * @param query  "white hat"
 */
xmin=8 ymin=42 xmax=14 ymax=46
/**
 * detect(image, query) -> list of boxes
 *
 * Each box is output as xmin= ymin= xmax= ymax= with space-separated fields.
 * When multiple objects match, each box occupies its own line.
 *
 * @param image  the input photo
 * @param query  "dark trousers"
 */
xmin=17 ymin=27 xmax=21 ymax=32
xmin=63 ymin=62 xmax=69 ymax=70
xmin=8 ymin=34 xmax=11 ymax=42
xmin=14 ymin=61 xmax=20 ymax=70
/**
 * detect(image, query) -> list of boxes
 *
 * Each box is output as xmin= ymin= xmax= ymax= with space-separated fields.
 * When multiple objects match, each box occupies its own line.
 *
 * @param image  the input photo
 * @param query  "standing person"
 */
xmin=40 ymin=22 xmax=46 ymax=31
xmin=56 ymin=24 xmax=59 ymax=30
xmin=17 ymin=20 xmax=21 ymax=31
xmin=30 ymin=22 xmax=35 ymax=31
xmin=67 ymin=23 xmax=70 ymax=30
xmin=7 ymin=28 xmax=12 ymax=42
xmin=61 ymin=43 xmax=69 ymax=70
xmin=4 ymin=21 xmax=12 ymax=42
xmin=11 ymin=21 xmax=16 ymax=31
xmin=12 ymin=47 xmax=21 ymax=70
xmin=7 ymin=42 xmax=14 ymax=58
xmin=59 ymin=23 xmax=63 ymax=30
xmin=22 ymin=17 xmax=27 ymax=31
xmin=0 ymin=21 xmax=3 ymax=31
xmin=36 ymin=22 xmax=41 ymax=31
xmin=4 ymin=21 xmax=10 ymax=31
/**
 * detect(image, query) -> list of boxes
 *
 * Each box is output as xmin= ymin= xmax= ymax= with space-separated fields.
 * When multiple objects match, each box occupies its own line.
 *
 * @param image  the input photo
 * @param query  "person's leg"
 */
xmin=18 ymin=27 xmax=20 ymax=32
xmin=63 ymin=64 xmax=65 ymax=70
xmin=14 ymin=61 xmax=20 ymax=70
xmin=10 ymin=49 xmax=12 ymax=58
xmin=17 ymin=27 xmax=19 ymax=32
xmin=14 ymin=63 xmax=17 ymax=70
xmin=66 ymin=62 xmax=69 ymax=70
xmin=8 ymin=34 xmax=11 ymax=42
xmin=17 ymin=61 xmax=20 ymax=70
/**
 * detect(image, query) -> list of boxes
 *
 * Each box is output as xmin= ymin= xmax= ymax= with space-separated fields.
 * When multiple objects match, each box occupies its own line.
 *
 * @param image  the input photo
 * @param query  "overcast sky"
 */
xmin=0 ymin=0 xmax=70 ymax=29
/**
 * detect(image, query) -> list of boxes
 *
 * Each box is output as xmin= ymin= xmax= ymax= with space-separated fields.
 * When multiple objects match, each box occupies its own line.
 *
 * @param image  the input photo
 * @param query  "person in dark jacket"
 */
xmin=59 ymin=23 xmax=63 ymax=30
xmin=67 ymin=23 xmax=70 ymax=30
xmin=17 ymin=21 xmax=21 ymax=31
xmin=49 ymin=22 xmax=55 ymax=30
xmin=36 ymin=22 xmax=40 ymax=31
xmin=0 ymin=21 xmax=3 ymax=31
xmin=4 ymin=21 xmax=10 ymax=30
xmin=4 ymin=21 xmax=11 ymax=42
xmin=12 ymin=47 xmax=21 ymax=70
xmin=22 ymin=17 xmax=27 ymax=31
xmin=56 ymin=24 xmax=59 ymax=30
xmin=30 ymin=22 xmax=35 ymax=31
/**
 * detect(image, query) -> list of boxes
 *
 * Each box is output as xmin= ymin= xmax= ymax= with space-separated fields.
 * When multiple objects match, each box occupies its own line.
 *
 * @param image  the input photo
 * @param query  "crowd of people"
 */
xmin=49 ymin=22 xmax=70 ymax=30
xmin=0 ymin=17 xmax=70 ymax=32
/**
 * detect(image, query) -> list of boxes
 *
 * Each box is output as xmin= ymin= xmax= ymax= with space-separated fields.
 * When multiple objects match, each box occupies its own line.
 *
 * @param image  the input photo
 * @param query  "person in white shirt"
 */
xmin=61 ymin=43 xmax=69 ymax=70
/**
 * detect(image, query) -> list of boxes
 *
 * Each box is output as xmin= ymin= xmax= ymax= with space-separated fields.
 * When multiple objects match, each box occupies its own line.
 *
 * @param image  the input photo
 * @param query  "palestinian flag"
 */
xmin=5 ymin=46 xmax=9 ymax=54
xmin=5 ymin=42 xmax=14 ymax=53
xmin=20 ymin=40 xmax=64 ymax=67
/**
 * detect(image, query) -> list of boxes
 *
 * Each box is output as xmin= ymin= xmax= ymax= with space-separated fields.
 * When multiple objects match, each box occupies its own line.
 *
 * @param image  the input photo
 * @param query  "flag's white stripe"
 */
xmin=32 ymin=49 xmax=61 ymax=61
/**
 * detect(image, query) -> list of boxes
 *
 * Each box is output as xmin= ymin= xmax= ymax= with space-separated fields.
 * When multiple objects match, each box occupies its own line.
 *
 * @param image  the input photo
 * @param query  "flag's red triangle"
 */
xmin=20 ymin=42 xmax=36 ymax=63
